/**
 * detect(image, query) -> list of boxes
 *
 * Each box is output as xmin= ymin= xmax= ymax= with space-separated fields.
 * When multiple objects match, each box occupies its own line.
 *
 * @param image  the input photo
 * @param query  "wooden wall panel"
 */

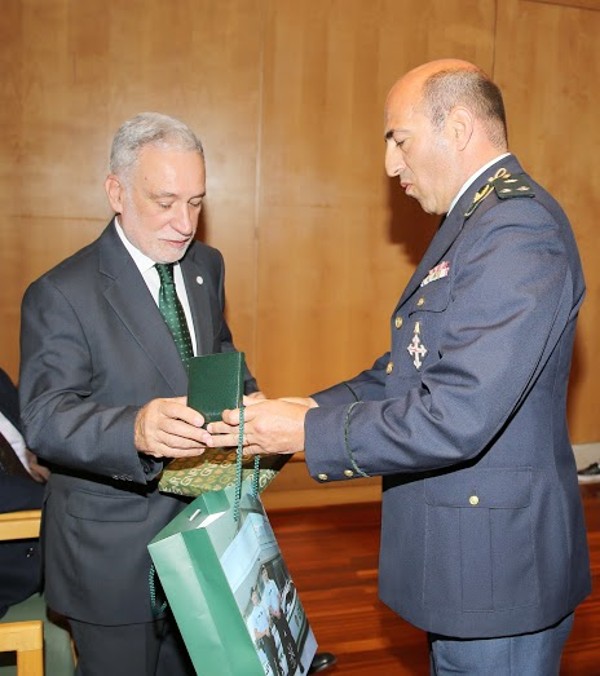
xmin=0 ymin=0 xmax=262 ymax=382
xmin=1 ymin=0 xmax=598 ymax=455
xmin=494 ymin=0 xmax=600 ymax=442
xmin=254 ymin=0 xmax=497 ymax=396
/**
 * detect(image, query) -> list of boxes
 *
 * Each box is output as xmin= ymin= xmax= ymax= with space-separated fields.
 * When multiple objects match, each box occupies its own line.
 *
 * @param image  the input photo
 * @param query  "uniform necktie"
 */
xmin=155 ymin=263 xmax=194 ymax=367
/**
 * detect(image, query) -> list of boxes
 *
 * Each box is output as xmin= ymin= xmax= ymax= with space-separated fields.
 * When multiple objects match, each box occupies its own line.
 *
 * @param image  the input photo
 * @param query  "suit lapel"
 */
xmin=396 ymin=210 xmax=463 ymax=308
xmin=98 ymin=224 xmax=187 ymax=395
xmin=180 ymin=249 xmax=215 ymax=356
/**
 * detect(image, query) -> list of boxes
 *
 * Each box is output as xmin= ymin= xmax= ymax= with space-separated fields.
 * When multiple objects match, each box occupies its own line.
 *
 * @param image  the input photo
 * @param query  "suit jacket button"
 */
xmin=344 ymin=469 xmax=354 ymax=478
xmin=416 ymin=297 xmax=425 ymax=307
xmin=469 ymin=495 xmax=479 ymax=506
xmin=317 ymin=473 xmax=329 ymax=482
xmin=395 ymin=316 xmax=403 ymax=329
xmin=386 ymin=361 xmax=394 ymax=374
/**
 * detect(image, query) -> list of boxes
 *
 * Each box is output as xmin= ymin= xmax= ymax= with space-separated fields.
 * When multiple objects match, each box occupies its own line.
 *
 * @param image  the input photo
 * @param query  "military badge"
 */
xmin=407 ymin=321 xmax=427 ymax=369
xmin=420 ymin=261 xmax=450 ymax=287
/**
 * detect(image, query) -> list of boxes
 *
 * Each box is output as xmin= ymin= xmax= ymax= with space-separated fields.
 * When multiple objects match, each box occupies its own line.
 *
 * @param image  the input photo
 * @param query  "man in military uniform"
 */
xmin=247 ymin=586 xmax=283 ymax=676
xmin=209 ymin=59 xmax=591 ymax=674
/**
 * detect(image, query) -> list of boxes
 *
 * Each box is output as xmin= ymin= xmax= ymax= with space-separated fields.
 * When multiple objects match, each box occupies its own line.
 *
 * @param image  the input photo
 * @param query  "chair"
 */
xmin=0 ymin=510 xmax=75 ymax=676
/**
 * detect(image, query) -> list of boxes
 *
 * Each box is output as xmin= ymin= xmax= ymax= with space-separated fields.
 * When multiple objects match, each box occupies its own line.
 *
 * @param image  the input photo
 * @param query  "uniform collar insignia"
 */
xmin=464 ymin=167 xmax=510 ymax=218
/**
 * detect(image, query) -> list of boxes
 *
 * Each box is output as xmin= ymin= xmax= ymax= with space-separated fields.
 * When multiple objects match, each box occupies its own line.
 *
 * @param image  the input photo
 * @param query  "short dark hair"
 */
xmin=421 ymin=67 xmax=508 ymax=148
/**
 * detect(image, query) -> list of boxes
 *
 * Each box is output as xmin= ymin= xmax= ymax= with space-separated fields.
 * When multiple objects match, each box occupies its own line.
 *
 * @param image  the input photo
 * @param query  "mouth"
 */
xmin=164 ymin=238 xmax=191 ymax=248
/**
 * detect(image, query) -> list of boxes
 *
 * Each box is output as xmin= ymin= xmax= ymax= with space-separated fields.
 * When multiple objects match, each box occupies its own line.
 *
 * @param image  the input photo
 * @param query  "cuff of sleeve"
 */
xmin=343 ymin=402 xmax=370 ymax=479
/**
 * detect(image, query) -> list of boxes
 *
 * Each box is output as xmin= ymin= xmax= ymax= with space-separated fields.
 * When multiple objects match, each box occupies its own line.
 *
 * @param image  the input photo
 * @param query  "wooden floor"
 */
xmin=269 ymin=483 xmax=600 ymax=675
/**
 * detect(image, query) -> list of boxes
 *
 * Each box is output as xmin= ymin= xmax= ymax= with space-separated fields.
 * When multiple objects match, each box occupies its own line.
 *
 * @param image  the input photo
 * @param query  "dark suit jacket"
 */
xmin=18 ymin=222 xmax=256 ymax=625
xmin=304 ymin=155 xmax=591 ymax=638
xmin=0 ymin=368 xmax=43 ymax=618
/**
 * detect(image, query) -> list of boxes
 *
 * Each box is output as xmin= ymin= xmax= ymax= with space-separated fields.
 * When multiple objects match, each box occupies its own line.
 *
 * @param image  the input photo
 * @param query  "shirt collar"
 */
xmin=113 ymin=217 xmax=159 ymax=275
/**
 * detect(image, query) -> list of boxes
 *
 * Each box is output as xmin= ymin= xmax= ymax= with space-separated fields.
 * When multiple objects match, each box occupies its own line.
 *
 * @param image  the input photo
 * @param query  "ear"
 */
xmin=104 ymin=174 xmax=124 ymax=213
xmin=447 ymin=106 xmax=474 ymax=151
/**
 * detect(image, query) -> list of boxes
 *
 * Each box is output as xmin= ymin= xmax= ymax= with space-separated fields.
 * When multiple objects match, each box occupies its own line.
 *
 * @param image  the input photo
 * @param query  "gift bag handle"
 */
xmin=233 ymin=404 xmax=261 ymax=521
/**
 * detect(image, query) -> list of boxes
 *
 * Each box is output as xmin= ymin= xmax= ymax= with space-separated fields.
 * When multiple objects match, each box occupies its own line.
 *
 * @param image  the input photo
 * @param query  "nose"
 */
xmin=385 ymin=142 xmax=404 ymax=178
xmin=173 ymin=203 xmax=195 ymax=235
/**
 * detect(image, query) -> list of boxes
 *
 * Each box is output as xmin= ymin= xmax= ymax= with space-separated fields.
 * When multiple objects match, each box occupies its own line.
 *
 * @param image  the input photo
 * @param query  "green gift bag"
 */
xmin=148 ymin=413 xmax=317 ymax=675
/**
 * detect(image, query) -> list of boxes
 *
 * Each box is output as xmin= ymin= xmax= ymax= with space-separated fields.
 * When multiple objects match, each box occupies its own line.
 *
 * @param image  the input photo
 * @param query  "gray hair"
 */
xmin=109 ymin=112 xmax=204 ymax=178
xmin=421 ymin=68 xmax=508 ymax=149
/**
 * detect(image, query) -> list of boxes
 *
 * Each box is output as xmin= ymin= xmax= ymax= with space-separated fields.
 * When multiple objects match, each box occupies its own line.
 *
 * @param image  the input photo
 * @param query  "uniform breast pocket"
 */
xmin=399 ymin=281 xmax=452 ymax=372
xmin=422 ymin=468 xmax=538 ymax=613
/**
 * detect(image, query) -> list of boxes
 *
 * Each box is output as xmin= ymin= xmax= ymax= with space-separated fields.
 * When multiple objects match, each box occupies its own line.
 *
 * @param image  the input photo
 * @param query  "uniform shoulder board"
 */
xmin=491 ymin=173 xmax=535 ymax=200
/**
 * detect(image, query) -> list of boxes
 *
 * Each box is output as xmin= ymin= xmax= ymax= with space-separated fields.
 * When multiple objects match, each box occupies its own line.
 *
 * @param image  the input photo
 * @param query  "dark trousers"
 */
xmin=429 ymin=612 xmax=574 ymax=676
xmin=272 ymin=613 xmax=303 ymax=672
xmin=70 ymin=614 xmax=195 ymax=676
xmin=258 ymin=633 xmax=283 ymax=676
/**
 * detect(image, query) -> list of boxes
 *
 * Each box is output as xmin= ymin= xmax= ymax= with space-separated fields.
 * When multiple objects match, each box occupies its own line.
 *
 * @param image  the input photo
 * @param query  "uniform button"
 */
xmin=469 ymin=495 xmax=479 ymax=506
xmin=395 ymin=316 xmax=403 ymax=329
xmin=344 ymin=469 xmax=354 ymax=478
xmin=317 ymin=473 xmax=329 ymax=482
xmin=416 ymin=297 xmax=425 ymax=307
xmin=386 ymin=361 xmax=394 ymax=374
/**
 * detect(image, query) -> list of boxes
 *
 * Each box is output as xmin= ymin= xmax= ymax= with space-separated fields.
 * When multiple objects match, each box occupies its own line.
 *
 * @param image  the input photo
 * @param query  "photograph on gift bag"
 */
xmin=220 ymin=495 xmax=318 ymax=676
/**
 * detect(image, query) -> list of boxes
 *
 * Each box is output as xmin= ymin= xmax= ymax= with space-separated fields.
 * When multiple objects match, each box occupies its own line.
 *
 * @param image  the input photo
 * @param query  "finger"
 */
xmin=158 ymin=420 xmax=213 ymax=448
xmin=221 ymin=408 xmax=241 ymax=425
xmin=206 ymin=419 xmax=239 ymax=435
xmin=206 ymin=432 xmax=244 ymax=448
xmin=163 ymin=400 xmax=205 ymax=428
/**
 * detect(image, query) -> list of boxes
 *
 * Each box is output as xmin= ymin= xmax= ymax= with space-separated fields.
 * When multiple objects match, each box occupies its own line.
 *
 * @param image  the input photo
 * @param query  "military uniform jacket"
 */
xmin=19 ymin=222 xmax=256 ymax=625
xmin=304 ymin=155 xmax=591 ymax=638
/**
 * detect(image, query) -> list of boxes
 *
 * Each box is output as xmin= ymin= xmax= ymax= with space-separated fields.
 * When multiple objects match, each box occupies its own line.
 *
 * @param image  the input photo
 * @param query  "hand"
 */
xmin=134 ymin=396 xmax=211 ymax=459
xmin=207 ymin=398 xmax=310 ymax=455
xmin=245 ymin=391 xmax=267 ymax=402
xmin=25 ymin=450 xmax=50 ymax=483
xmin=279 ymin=396 xmax=318 ymax=408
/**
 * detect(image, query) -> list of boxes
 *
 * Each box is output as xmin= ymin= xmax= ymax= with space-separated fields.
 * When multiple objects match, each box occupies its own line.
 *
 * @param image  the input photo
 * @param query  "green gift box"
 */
xmin=158 ymin=350 xmax=289 ymax=497
xmin=148 ymin=486 xmax=318 ymax=675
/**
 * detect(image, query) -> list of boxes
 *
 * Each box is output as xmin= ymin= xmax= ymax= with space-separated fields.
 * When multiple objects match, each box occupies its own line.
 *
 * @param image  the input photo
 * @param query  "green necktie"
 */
xmin=155 ymin=263 xmax=194 ymax=367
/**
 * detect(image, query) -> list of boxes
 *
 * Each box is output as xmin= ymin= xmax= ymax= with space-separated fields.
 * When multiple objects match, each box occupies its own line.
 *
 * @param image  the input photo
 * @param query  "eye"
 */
xmin=158 ymin=202 xmax=173 ymax=210
xmin=189 ymin=200 xmax=203 ymax=209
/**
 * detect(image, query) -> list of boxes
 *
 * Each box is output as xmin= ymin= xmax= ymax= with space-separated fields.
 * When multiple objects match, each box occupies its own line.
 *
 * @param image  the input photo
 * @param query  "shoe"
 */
xmin=308 ymin=652 xmax=337 ymax=673
xmin=577 ymin=462 xmax=600 ymax=483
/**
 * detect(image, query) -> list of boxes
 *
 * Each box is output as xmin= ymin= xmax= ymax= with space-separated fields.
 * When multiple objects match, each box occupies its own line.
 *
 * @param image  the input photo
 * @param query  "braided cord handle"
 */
xmin=233 ymin=405 xmax=260 ymax=521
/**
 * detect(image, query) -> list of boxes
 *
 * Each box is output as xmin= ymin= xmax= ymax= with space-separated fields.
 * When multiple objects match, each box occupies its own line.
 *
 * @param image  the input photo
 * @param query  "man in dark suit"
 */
xmin=211 ymin=59 xmax=591 ymax=674
xmin=18 ymin=113 xmax=259 ymax=676
xmin=19 ymin=112 xmax=336 ymax=676
xmin=0 ymin=367 xmax=46 ymax=619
